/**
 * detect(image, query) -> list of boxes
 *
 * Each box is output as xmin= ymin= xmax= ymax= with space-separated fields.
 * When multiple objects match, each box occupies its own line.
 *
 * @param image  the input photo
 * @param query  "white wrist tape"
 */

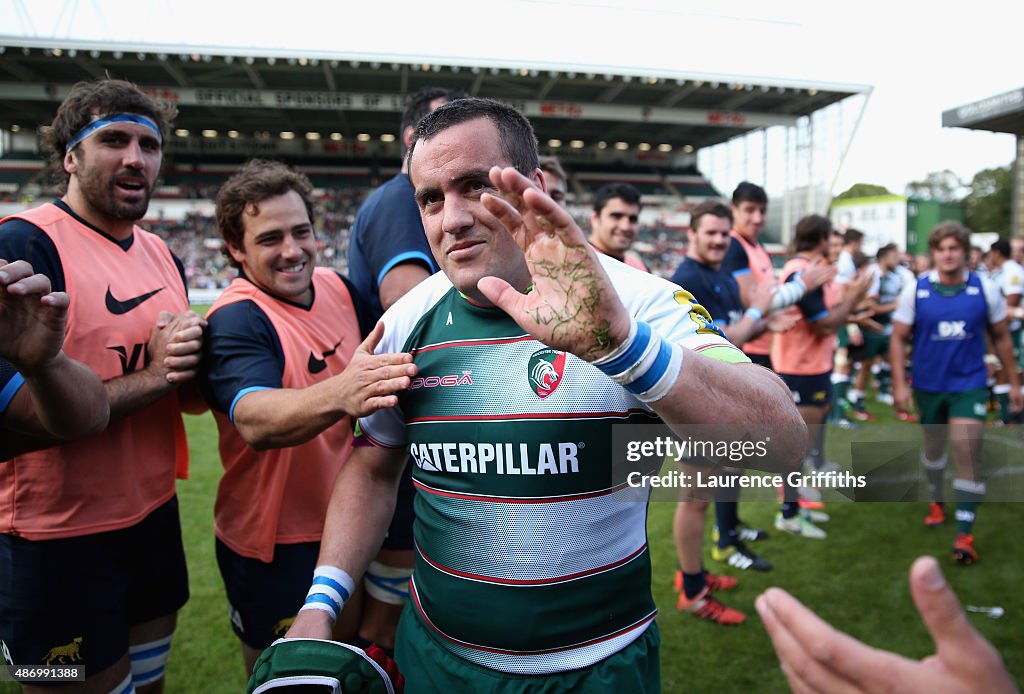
xmin=364 ymin=560 xmax=413 ymax=605
xmin=591 ymin=318 xmax=684 ymax=403
xmin=770 ymin=277 xmax=806 ymax=311
xmin=299 ymin=565 xmax=356 ymax=624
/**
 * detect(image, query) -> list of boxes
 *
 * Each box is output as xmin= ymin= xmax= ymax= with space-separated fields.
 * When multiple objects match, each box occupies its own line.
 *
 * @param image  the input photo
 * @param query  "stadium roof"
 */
xmin=0 ymin=36 xmax=869 ymax=163
xmin=942 ymin=87 xmax=1024 ymax=136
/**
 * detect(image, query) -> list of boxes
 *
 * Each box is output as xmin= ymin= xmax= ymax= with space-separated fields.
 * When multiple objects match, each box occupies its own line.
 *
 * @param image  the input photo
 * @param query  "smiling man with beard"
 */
xmin=0 ymin=79 xmax=207 ymax=694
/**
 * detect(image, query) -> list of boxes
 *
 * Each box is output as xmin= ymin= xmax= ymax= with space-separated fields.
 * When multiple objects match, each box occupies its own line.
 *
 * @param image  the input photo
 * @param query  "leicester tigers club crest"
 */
xmin=528 ymin=349 xmax=566 ymax=399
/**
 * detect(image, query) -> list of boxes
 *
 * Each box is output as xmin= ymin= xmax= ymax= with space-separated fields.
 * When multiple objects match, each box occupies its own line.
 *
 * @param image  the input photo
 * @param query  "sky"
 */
xmin=1 ymin=0 xmax=1021 ymax=195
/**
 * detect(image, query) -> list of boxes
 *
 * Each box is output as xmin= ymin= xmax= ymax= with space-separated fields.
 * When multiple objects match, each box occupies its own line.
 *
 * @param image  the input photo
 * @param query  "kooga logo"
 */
xmin=410 ymin=371 xmax=473 ymax=390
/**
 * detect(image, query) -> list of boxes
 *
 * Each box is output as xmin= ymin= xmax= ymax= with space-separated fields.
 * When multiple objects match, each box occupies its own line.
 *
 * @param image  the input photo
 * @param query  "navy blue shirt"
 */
xmin=347 ymin=174 xmax=438 ymax=320
xmin=782 ymin=267 xmax=828 ymax=323
xmin=0 ymin=201 xmax=188 ymax=418
xmin=720 ymin=237 xmax=752 ymax=279
xmin=200 ymin=272 xmax=375 ymax=420
xmin=671 ymin=257 xmax=744 ymax=328
xmin=0 ymin=200 xmax=187 ymax=294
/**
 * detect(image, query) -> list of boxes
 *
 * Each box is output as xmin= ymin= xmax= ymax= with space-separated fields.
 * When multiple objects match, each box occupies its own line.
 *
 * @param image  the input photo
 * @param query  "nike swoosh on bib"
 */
xmin=105 ymin=286 xmax=165 ymax=315
xmin=308 ymin=338 xmax=344 ymax=374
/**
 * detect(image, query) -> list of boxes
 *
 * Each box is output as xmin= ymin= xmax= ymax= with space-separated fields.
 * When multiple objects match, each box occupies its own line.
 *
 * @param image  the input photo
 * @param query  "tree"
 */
xmin=833 ymin=183 xmax=892 ymax=201
xmin=904 ymin=169 xmax=964 ymax=203
xmin=962 ymin=165 xmax=1012 ymax=236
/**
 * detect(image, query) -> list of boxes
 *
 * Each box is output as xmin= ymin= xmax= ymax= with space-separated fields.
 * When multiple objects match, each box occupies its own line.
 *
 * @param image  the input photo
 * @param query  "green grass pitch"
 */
xmin=3 ymin=397 xmax=1021 ymax=692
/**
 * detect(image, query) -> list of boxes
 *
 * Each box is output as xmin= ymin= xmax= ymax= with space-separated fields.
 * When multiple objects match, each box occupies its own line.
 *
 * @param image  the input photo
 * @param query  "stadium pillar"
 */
xmin=1014 ymin=136 xmax=1024 ymax=238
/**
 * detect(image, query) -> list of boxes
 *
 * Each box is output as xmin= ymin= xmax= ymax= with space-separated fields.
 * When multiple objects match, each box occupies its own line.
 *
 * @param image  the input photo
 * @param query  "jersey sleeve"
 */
xmin=892 ymin=278 xmax=918 ymax=325
xmin=200 ymin=300 xmax=286 ymax=420
xmin=609 ymin=257 xmax=749 ymax=365
xmin=866 ymin=263 xmax=882 ymax=298
xmin=355 ymin=273 xmax=452 ymax=448
xmin=780 ymin=267 xmax=827 ymax=322
xmin=720 ymin=238 xmax=750 ymax=278
xmin=981 ymin=276 xmax=1008 ymax=324
xmin=1001 ymin=263 xmax=1024 ymax=298
xmin=0 ymin=216 xmax=67 ymax=292
xmin=0 ymin=216 xmax=68 ymax=409
xmin=353 ymin=275 xmax=433 ymax=449
xmin=337 ymin=272 xmax=377 ymax=338
xmin=357 ymin=184 xmax=436 ymax=291
xmin=797 ymin=286 xmax=828 ymax=323
xmin=835 ymin=252 xmax=856 ymax=285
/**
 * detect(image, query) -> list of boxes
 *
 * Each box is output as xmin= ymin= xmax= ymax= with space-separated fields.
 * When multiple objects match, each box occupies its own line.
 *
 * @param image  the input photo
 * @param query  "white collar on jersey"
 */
xmin=927 ymin=268 xmax=969 ymax=284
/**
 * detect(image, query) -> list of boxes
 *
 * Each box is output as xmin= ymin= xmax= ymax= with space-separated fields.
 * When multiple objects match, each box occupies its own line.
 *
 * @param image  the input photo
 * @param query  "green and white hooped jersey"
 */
xmin=867 ymin=264 xmax=907 ymax=329
xmin=360 ymin=255 xmax=747 ymax=675
xmin=988 ymin=259 xmax=1024 ymax=331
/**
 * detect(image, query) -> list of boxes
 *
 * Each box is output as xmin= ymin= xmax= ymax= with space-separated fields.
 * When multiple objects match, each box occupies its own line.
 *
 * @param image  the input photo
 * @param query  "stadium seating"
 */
xmin=2 ymin=151 xmax=726 ymax=289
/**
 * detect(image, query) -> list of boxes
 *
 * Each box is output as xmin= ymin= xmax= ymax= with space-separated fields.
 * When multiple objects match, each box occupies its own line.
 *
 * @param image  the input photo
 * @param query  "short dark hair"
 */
xmin=216 ymin=159 xmax=315 ymax=268
xmin=40 ymin=79 xmax=176 ymax=193
xmin=852 ymin=251 xmax=872 ymax=270
xmin=793 ymin=214 xmax=833 ymax=253
xmin=593 ymin=183 xmax=641 ymax=214
xmin=689 ymin=200 xmax=732 ymax=232
xmin=408 ymin=98 xmax=539 ymax=177
xmin=876 ymin=243 xmax=898 ymax=261
xmin=843 ymin=228 xmax=865 ymax=245
xmin=990 ymin=238 xmax=1011 ymax=259
xmin=538 ymin=155 xmax=567 ymax=185
xmin=731 ymin=181 xmax=767 ymax=206
xmin=927 ymin=221 xmax=971 ymax=254
xmin=400 ymin=87 xmax=468 ymax=153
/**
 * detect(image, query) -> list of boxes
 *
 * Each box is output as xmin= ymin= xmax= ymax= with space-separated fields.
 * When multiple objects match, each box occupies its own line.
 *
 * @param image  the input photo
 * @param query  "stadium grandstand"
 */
xmin=943 ymin=86 xmax=1024 ymax=238
xmin=0 ymin=20 xmax=869 ymax=295
xmin=5 ymin=8 xmax=1024 ymax=694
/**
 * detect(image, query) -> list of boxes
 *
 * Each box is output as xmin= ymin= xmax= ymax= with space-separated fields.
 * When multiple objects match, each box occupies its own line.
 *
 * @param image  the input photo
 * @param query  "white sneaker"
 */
xmin=876 ymin=393 xmax=894 ymax=406
xmin=800 ymin=508 xmax=830 ymax=524
xmin=775 ymin=512 xmax=827 ymax=539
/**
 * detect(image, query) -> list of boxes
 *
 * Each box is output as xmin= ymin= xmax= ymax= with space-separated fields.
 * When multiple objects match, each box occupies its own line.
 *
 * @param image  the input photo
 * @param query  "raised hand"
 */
xmin=477 ymin=166 xmax=631 ymax=361
xmin=800 ymin=260 xmax=837 ymax=292
xmin=0 ymin=259 xmax=69 ymax=372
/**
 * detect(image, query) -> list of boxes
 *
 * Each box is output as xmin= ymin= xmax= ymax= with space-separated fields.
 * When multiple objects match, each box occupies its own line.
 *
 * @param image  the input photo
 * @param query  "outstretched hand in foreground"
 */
xmin=757 ymin=556 xmax=1018 ymax=693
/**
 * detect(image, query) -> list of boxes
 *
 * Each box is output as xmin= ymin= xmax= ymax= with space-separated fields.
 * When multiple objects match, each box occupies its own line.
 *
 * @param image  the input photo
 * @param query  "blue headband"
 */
xmin=65 ymin=113 xmax=162 ymax=153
